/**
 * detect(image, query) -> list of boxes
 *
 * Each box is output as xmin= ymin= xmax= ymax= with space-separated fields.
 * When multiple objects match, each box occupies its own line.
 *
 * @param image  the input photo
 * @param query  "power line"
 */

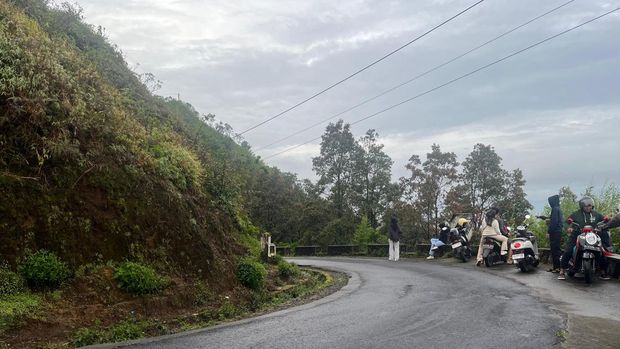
xmin=239 ymin=0 xmax=486 ymax=135
xmin=255 ymin=0 xmax=575 ymax=152
xmin=264 ymin=6 xmax=620 ymax=160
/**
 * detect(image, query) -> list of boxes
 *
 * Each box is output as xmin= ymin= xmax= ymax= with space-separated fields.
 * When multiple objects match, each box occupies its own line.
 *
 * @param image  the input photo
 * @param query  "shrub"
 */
xmin=72 ymin=327 xmax=105 ymax=347
xmin=113 ymin=262 xmax=166 ymax=295
xmin=277 ymin=260 xmax=300 ymax=280
xmin=19 ymin=250 xmax=70 ymax=289
xmin=0 ymin=268 xmax=25 ymax=296
xmin=236 ymin=258 xmax=266 ymax=291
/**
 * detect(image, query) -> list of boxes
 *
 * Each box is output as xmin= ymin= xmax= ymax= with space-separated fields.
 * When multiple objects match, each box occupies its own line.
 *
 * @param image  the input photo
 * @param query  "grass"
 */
xmin=0 ymin=293 xmax=43 ymax=331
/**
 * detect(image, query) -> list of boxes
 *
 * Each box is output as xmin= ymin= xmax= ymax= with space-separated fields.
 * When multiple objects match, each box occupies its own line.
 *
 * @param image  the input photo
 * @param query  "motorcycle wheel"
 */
xmin=459 ymin=248 xmax=469 ymax=262
xmin=484 ymin=254 xmax=493 ymax=267
xmin=583 ymin=259 xmax=593 ymax=284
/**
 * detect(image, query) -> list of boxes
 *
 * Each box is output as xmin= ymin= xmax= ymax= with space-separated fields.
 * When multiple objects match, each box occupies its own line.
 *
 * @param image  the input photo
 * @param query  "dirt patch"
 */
xmin=563 ymin=315 xmax=620 ymax=349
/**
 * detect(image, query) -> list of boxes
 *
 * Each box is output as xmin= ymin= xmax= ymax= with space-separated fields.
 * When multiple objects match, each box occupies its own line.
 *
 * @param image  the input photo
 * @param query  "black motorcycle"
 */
xmin=482 ymin=235 xmax=508 ymax=267
xmin=449 ymin=226 xmax=472 ymax=262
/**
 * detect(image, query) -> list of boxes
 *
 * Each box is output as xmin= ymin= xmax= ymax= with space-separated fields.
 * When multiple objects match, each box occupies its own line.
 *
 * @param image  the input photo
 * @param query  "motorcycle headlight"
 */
xmin=585 ymin=232 xmax=598 ymax=245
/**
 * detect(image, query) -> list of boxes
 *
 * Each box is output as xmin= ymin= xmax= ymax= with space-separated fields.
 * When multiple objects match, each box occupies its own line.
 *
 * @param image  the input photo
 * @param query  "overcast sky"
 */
xmin=74 ymin=0 xmax=620 ymax=212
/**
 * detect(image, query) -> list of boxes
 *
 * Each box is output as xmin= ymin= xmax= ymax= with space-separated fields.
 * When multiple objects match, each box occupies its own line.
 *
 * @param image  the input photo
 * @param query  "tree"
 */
xmin=399 ymin=145 xmax=457 ymax=238
xmin=312 ymin=120 xmax=357 ymax=218
xmin=350 ymin=130 xmax=393 ymax=228
xmin=418 ymin=144 xmax=458 ymax=236
xmin=495 ymin=169 xmax=533 ymax=224
xmin=461 ymin=144 xmax=507 ymax=222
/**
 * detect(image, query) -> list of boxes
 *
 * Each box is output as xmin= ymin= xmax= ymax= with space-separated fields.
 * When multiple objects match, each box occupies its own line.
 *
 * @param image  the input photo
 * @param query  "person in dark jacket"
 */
xmin=558 ymin=196 xmax=609 ymax=280
xmin=547 ymin=195 xmax=563 ymax=273
xmin=426 ymin=222 xmax=449 ymax=260
xmin=388 ymin=216 xmax=402 ymax=261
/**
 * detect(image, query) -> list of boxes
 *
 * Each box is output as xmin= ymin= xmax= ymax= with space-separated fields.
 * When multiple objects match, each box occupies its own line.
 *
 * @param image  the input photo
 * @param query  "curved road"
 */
xmin=103 ymin=257 xmax=565 ymax=349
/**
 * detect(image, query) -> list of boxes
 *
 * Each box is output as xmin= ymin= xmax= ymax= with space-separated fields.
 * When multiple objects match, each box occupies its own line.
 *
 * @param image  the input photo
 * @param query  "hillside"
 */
xmin=0 ymin=0 xmax=262 ymax=290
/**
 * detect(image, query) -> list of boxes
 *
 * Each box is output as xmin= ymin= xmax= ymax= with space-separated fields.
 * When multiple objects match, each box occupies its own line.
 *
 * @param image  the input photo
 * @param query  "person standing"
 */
xmin=388 ymin=216 xmax=402 ymax=261
xmin=547 ymin=195 xmax=563 ymax=273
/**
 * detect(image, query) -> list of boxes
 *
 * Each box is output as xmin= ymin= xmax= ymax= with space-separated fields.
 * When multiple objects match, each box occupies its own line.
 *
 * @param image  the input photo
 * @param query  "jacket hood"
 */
xmin=548 ymin=195 xmax=560 ymax=208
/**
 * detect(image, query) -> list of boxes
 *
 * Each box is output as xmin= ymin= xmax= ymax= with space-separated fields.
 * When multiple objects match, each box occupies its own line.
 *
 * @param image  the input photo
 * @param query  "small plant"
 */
xmin=113 ymin=262 xmax=166 ymax=295
xmin=236 ymin=258 xmax=266 ymax=291
xmin=19 ymin=250 xmax=70 ymax=289
xmin=277 ymin=260 xmax=300 ymax=279
xmin=0 ymin=268 xmax=25 ymax=296
xmin=217 ymin=302 xmax=240 ymax=320
xmin=72 ymin=327 xmax=105 ymax=347
xmin=72 ymin=320 xmax=147 ymax=346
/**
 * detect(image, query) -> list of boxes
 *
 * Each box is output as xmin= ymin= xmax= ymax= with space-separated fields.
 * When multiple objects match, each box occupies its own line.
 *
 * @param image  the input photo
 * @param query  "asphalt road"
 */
xmin=100 ymin=257 xmax=569 ymax=349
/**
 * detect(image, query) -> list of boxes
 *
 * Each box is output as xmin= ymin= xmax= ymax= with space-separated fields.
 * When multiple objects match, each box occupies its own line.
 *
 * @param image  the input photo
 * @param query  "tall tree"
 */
xmin=351 ymin=130 xmax=393 ymax=228
xmin=418 ymin=144 xmax=458 ymax=235
xmin=312 ymin=120 xmax=358 ymax=218
xmin=495 ymin=168 xmax=533 ymax=224
xmin=461 ymin=144 xmax=507 ymax=223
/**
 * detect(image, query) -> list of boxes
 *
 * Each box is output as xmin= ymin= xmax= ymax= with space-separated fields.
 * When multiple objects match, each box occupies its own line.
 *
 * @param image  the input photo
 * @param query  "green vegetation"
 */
xmin=72 ymin=319 xmax=149 ymax=347
xmin=0 ymin=267 xmax=25 ymax=296
xmin=19 ymin=250 xmax=70 ymax=290
xmin=277 ymin=260 xmax=301 ymax=279
xmin=113 ymin=262 xmax=167 ymax=295
xmin=236 ymin=258 xmax=266 ymax=291
xmin=0 ymin=292 xmax=42 ymax=331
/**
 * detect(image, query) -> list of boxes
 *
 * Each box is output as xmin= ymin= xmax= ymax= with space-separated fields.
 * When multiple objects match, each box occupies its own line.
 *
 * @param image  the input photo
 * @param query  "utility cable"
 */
xmin=255 ymin=0 xmax=575 ymax=151
xmin=264 ymin=6 xmax=620 ymax=160
xmin=239 ymin=0 xmax=486 ymax=135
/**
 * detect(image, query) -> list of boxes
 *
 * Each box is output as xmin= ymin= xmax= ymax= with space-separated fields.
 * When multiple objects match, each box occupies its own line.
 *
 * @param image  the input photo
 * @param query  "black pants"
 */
xmin=549 ymin=233 xmax=562 ymax=269
xmin=560 ymin=245 xmax=574 ymax=270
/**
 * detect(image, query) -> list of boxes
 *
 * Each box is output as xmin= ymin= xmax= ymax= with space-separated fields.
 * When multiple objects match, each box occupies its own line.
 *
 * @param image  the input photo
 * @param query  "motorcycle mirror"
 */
xmin=567 ymin=218 xmax=573 ymax=224
xmin=525 ymin=214 xmax=531 ymax=220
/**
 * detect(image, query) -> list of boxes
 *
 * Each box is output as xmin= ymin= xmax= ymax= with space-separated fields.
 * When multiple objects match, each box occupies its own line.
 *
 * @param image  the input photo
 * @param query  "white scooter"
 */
xmin=510 ymin=215 xmax=539 ymax=272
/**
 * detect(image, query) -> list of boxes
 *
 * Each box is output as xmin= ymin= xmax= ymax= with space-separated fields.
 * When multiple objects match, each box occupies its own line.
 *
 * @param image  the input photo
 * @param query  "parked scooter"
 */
xmin=450 ymin=225 xmax=472 ymax=262
xmin=564 ymin=218 xmax=606 ymax=284
xmin=510 ymin=215 xmax=539 ymax=272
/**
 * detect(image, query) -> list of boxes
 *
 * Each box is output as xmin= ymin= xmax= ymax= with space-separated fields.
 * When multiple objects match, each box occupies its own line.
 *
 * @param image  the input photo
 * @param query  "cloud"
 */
xmin=74 ymin=0 xmax=620 ymax=211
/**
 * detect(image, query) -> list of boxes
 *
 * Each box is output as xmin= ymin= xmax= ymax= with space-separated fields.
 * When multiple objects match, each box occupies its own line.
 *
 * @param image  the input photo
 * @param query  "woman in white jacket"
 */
xmin=476 ymin=208 xmax=508 ymax=266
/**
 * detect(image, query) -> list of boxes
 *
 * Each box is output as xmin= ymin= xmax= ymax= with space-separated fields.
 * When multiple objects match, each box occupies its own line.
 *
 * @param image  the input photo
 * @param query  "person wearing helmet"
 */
xmin=456 ymin=217 xmax=471 ymax=240
xmin=558 ymin=196 xmax=608 ymax=280
xmin=427 ymin=221 xmax=450 ymax=260
xmin=476 ymin=208 xmax=509 ymax=266
xmin=547 ymin=195 xmax=563 ymax=273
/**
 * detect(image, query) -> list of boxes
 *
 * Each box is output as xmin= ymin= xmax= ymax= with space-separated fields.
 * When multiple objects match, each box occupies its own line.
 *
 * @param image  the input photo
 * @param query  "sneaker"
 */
xmin=476 ymin=260 xmax=482 ymax=267
xmin=600 ymin=273 xmax=611 ymax=281
xmin=500 ymin=250 xmax=508 ymax=256
xmin=431 ymin=246 xmax=438 ymax=251
xmin=426 ymin=256 xmax=435 ymax=260
xmin=557 ymin=273 xmax=566 ymax=280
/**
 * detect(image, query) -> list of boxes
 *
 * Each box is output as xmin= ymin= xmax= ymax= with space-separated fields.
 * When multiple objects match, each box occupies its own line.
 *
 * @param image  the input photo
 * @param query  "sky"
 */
xmin=73 ymin=0 xmax=620 ymax=212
